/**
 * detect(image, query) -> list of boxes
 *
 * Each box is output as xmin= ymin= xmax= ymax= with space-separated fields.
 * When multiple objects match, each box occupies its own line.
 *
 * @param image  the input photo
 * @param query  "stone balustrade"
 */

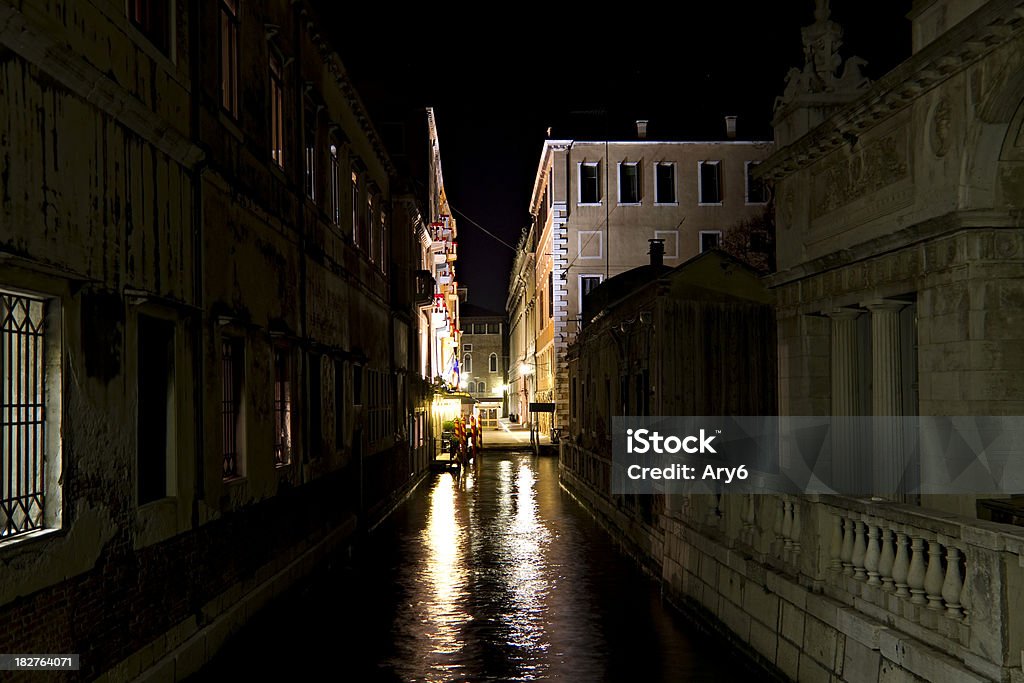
xmin=721 ymin=493 xmax=1024 ymax=678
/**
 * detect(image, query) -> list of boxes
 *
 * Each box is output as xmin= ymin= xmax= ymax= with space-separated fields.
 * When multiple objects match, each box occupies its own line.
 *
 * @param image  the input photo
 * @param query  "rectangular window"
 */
xmin=463 ymin=344 xmax=473 ymax=351
xmin=129 ymin=0 xmax=170 ymax=54
xmin=489 ymin=354 xmax=498 ymax=373
xmin=655 ymin=163 xmax=676 ymax=203
xmin=353 ymin=364 xmax=363 ymax=406
xmin=380 ymin=209 xmax=387 ymax=272
xmin=365 ymin=194 xmax=374 ymax=257
xmin=699 ymin=161 xmax=722 ymax=204
xmin=273 ymin=347 xmax=292 ymax=466
xmin=746 ymin=161 xmax=768 ymax=204
xmin=548 ymin=271 xmax=554 ymax=318
xmin=700 ymin=230 xmax=722 ymax=252
xmin=334 ymin=358 xmax=344 ymax=448
xmin=579 ymin=162 xmax=600 ymax=204
xmin=308 ymin=353 xmax=322 ymax=460
xmin=579 ymin=275 xmax=602 ymax=311
xmin=221 ymin=337 xmax=244 ymax=480
xmin=1 ymin=292 xmax=50 ymax=539
xmin=351 ymin=170 xmax=360 ymax=244
xmin=619 ymin=162 xmax=640 ymax=204
xmin=538 ymin=291 xmax=544 ymax=329
xmin=304 ymin=106 xmax=317 ymax=201
xmin=269 ymin=54 xmax=285 ymax=169
xmin=219 ymin=0 xmax=239 ymax=116
xmin=137 ymin=315 xmax=175 ymax=505
xmin=486 ymin=323 xmax=499 ymax=334
xmin=330 ymin=144 xmax=341 ymax=225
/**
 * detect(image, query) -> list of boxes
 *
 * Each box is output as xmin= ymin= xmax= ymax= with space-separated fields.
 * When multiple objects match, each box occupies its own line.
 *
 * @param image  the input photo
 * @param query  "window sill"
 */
xmin=698 ymin=202 xmax=724 ymax=207
xmin=654 ymin=202 xmax=679 ymax=207
xmin=617 ymin=202 xmax=641 ymax=207
xmin=0 ymin=527 xmax=61 ymax=553
xmin=577 ymin=202 xmax=602 ymax=207
xmin=745 ymin=200 xmax=769 ymax=206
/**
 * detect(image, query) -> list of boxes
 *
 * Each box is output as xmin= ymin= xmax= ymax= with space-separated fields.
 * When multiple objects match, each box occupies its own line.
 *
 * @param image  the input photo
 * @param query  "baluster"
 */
xmin=865 ymin=520 xmax=881 ymax=586
xmin=742 ymin=494 xmax=755 ymax=543
xmin=852 ymin=520 xmax=867 ymax=581
xmin=782 ymin=499 xmax=793 ymax=551
xmin=941 ymin=545 xmax=964 ymax=619
xmin=878 ymin=526 xmax=895 ymax=591
xmin=893 ymin=530 xmax=910 ymax=598
xmin=908 ymin=535 xmax=927 ymax=605
xmin=791 ymin=501 xmax=802 ymax=555
xmin=959 ymin=550 xmax=970 ymax=623
xmin=829 ymin=513 xmax=843 ymax=572
xmin=841 ymin=515 xmax=855 ymax=576
xmin=925 ymin=539 xmax=945 ymax=611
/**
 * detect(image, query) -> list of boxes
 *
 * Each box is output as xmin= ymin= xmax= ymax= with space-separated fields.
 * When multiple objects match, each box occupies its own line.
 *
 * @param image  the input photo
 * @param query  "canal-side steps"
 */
xmin=560 ymin=442 xmax=1024 ymax=683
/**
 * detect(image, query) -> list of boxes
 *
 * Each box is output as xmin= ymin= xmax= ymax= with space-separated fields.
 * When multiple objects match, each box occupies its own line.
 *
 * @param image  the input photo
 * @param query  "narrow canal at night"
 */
xmin=197 ymin=453 xmax=758 ymax=682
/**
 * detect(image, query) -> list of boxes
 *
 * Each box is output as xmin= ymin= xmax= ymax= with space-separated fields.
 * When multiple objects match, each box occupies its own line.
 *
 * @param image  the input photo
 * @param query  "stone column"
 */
xmin=866 ymin=300 xmax=906 ymax=498
xmin=828 ymin=308 xmax=864 ymax=493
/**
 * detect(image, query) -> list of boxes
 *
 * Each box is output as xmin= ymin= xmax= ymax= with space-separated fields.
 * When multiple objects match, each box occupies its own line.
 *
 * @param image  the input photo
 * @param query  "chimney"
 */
xmin=636 ymin=120 xmax=648 ymax=139
xmin=648 ymin=238 xmax=665 ymax=267
xmin=725 ymin=115 xmax=738 ymax=139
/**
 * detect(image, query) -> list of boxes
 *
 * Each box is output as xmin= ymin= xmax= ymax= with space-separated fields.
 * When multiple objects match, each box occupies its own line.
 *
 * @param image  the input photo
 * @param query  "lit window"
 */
xmin=579 ymin=162 xmax=600 ymax=204
xmin=330 ymin=144 xmax=341 ymax=225
xmin=273 ymin=347 xmax=292 ymax=466
xmin=700 ymin=231 xmax=722 ymax=252
xmin=269 ymin=54 xmax=285 ymax=169
xmin=746 ymin=161 xmax=768 ymax=204
xmin=364 ymin=193 xmax=374 ymax=255
xmin=221 ymin=337 xmax=244 ymax=479
xmin=1 ymin=291 xmax=60 ymax=540
xmin=655 ymin=163 xmax=676 ymax=203
xmin=129 ymin=0 xmax=171 ymax=54
xmin=619 ymin=162 xmax=640 ymax=204
xmin=699 ymin=161 xmax=722 ymax=204
xmin=351 ymin=170 xmax=360 ymax=244
xmin=304 ymin=105 xmax=317 ymax=201
xmin=219 ymin=0 xmax=239 ymax=115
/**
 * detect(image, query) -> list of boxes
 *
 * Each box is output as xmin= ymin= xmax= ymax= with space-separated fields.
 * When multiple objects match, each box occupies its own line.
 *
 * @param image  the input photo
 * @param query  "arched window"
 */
xmin=489 ymin=353 xmax=497 ymax=373
xmin=463 ymin=353 xmax=472 ymax=374
xmin=478 ymin=381 xmax=487 ymax=394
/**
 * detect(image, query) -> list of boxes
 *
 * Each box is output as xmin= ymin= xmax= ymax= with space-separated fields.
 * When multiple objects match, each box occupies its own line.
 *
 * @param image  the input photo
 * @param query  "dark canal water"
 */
xmin=196 ymin=452 xmax=755 ymax=682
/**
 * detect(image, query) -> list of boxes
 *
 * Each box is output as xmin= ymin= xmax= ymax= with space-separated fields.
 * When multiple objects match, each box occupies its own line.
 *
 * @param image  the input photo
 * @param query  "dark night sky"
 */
xmin=318 ymin=1 xmax=912 ymax=312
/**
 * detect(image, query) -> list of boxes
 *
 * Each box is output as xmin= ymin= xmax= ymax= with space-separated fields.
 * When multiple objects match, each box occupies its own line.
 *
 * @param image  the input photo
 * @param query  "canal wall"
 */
xmin=560 ymin=452 xmax=1001 ymax=683
xmin=89 ymin=462 xmax=429 ymax=683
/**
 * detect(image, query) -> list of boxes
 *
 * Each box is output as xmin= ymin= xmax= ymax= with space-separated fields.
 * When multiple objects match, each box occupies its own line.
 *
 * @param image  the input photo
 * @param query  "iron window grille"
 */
xmin=221 ymin=338 xmax=243 ymax=479
xmin=1 ymin=293 xmax=47 ymax=539
xmin=273 ymin=348 xmax=292 ymax=466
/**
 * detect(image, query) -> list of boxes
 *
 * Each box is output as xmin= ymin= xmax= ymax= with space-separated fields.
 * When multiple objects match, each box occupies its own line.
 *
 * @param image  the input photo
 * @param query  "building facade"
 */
xmin=0 ymin=1 xmax=428 ymax=679
xmin=515 ymin=132 xmax=774 ymax=433
xmin=459 ymin=302 xmax=506 ymax=427
xmin=562 ymin=2 xmax=1024 ymax=682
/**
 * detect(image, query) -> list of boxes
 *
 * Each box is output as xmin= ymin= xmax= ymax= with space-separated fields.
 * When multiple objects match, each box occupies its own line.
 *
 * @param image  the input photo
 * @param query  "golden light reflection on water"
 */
xmin=504 ymin=463 xmax=551 ymax=662
xmin=420 ymin=473 xmax=469 ymax=671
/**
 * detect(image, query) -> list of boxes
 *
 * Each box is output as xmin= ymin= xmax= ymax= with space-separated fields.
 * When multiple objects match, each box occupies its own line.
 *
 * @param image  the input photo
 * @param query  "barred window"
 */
xmin=219 ymin=0 xmax=239 ymax=116
xmin=221 ymin=338 xmax=244 ymax=479
xmin=1 ymin=292 xmax=50 ymax=539
xmin=273 ymin=347 xmax=292 ymax=466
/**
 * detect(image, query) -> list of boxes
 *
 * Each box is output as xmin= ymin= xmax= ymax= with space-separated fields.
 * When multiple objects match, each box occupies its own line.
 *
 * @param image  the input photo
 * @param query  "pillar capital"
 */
xmin=826 ymin=306 xmax=864 ymax=320
xmin=862 ymin=298 xmax=907 ymax=313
